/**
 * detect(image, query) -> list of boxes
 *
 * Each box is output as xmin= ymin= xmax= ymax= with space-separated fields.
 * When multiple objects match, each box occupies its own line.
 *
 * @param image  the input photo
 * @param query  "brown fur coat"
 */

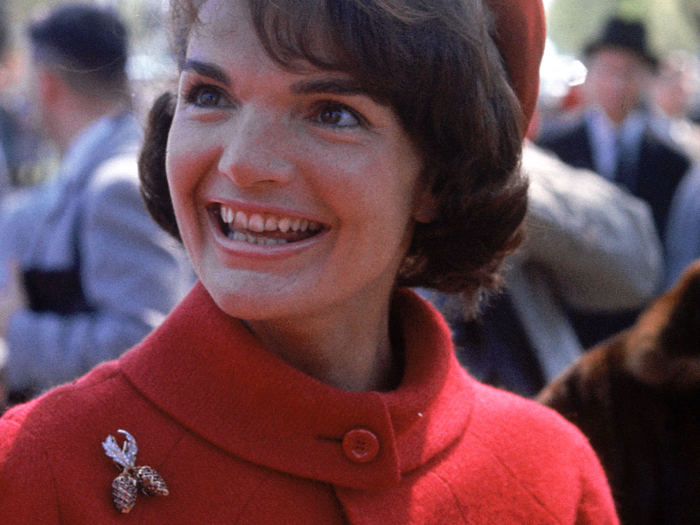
xmin=538 ymin=261 xmax=700 ymax=525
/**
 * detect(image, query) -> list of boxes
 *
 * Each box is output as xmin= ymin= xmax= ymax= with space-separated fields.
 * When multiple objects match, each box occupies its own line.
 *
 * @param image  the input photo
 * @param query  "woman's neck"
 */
xmin=244 ymin=293 xmax=402 ymax=392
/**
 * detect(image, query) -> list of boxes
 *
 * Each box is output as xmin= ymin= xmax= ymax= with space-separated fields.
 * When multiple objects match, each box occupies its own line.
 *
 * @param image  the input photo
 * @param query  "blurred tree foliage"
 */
xmin=548 ymin=0 xmax=700 ymax=56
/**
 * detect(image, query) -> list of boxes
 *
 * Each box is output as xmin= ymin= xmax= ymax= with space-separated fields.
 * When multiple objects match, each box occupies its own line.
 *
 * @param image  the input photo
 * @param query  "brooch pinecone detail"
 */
xmin=134 ymin=465 xmax=170 ymax=497
xmin=112 ymin=472 xmax=139 ymax=513
xmin=103 ymin=430 xmax=169 ymax=513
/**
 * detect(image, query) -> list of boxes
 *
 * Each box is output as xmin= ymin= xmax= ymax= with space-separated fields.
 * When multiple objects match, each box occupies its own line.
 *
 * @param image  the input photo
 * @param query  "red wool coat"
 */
xmin=0 ymin=283 xmax=618 ymax=524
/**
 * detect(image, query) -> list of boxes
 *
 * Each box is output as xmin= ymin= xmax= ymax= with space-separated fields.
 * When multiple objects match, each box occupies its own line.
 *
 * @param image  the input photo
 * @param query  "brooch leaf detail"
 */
xmin=103 ymin=430 xmax=169 ymax=513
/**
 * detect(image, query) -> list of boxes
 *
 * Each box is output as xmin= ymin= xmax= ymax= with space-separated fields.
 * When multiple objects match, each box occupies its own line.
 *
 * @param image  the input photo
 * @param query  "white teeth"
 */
xmin=278 ymin=217 xmax=291 ymax=233
xmin=248 ymin=213 xmax=265 ymax=233
xmin=218 ymin=204 xmax=320 ymax=238
xmin=234 ymin=211 xmax=248 ymax=230
xmin=229 ymin=229 xmax=289 ymax=246
xmin=220 ymin=205 xmax=234 ymax=224
xmin=264 ymin=216 xmax=278 ymax=231
xmin=223 ymin=206 xmax=233 ymax=224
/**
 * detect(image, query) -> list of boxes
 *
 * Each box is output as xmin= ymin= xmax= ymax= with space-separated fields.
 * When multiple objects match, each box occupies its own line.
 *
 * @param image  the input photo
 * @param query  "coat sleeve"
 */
xmin=0 ymin=415 xmax=60 ymax=523
xmin=518 ymin=142 xmax=663 ymax=312
xmin=664 ymin=166 xmax=700 ymax=289
xmin=4 ymin=155 xmax=192 ymax=392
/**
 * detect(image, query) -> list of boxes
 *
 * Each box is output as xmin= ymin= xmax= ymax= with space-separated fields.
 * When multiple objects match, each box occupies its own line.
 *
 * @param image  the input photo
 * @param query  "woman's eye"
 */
xmin=317 ymin=105 xmax=360 ymax=128
xmin=197 ymin=89 xmax=221 ymax=107
xmin=185 ymin=84 xmax=229 ymax=108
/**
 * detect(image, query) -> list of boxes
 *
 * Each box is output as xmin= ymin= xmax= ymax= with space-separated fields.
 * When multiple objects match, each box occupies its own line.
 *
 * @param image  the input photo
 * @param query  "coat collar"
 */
xmin=121 ymin=283 xmax=474 ymax=490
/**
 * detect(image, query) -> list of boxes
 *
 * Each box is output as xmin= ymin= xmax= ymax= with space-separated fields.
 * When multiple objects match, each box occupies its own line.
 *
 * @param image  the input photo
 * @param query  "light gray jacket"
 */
xmin=507 ymin=142 xmax=663 ymax=381
xmin=1 ymin=113 xmax=192 ymax=393
xmin=664 ymin=165 xmax=700 ymax=289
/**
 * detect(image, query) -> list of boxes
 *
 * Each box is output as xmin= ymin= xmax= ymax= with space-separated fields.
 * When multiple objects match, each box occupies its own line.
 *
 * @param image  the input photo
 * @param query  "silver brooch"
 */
xmin=102 ymin=430 xmax=169 ymax=513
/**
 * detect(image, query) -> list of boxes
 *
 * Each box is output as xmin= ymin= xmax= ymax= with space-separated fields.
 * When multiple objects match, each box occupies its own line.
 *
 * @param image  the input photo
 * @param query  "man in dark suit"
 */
xmin=537 ymin=17 xmax=691 ymax=348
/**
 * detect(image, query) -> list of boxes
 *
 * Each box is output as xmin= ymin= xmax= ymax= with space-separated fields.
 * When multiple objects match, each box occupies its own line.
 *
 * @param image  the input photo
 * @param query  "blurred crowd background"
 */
xmin=0 ymin=0 xmax=175 ymax=189
xmin=541 ymin=0 xmax=700 ymax=111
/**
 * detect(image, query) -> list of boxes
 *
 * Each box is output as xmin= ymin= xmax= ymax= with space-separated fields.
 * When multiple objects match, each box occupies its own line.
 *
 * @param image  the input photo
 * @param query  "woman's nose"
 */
xmin=218 ymin=108 xmax=296 ymax=187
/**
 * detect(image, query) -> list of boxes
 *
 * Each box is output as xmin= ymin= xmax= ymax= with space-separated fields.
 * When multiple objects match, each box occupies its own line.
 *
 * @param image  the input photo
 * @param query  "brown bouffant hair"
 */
xmin=139 ymin=0 xmax=529 ymax=307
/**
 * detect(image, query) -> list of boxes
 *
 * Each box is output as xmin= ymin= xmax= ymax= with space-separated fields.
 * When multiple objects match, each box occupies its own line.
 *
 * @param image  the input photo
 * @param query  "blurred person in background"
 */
xmin=536 ymin=17 xmax=691 ymax=348
xmin=647 ymin=50 xmax=700 ymax=163
xmin=647 ymin=51 xmax=700 ymax=289
xmin=664 ymin=164 xmax=700 ymax=289
xmin=0 ymin=3 xmax=191 ymax=407
xmin=0 ymin=2 xmax=54 ymax=195
xmin=0 ymin=3 xmax=13 ymax=197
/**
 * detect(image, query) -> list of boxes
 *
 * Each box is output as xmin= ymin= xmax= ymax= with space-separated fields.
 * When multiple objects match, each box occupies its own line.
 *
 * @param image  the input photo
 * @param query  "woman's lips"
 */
xmin=209 ymin=203 xmax=324 ymax=246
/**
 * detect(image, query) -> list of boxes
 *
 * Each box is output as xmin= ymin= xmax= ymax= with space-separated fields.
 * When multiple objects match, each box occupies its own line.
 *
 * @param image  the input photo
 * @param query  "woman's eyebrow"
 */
xmin=290 ymin=78 xmax=388 ymax=105
xmin=181 ymin=59 xmax=232 ymax=86
xmin=180 ymin=63 xmax=388 ymax=106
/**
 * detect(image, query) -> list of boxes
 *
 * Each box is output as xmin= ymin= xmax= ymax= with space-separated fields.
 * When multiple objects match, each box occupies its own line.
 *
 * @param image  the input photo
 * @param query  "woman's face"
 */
xmin=167 ymin=0 xmax=431 ymax=322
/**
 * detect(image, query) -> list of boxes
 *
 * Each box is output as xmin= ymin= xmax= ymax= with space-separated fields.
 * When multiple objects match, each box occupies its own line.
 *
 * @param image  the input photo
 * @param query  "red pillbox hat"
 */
xmin=488 ymin=0 xmax=546 ymax=128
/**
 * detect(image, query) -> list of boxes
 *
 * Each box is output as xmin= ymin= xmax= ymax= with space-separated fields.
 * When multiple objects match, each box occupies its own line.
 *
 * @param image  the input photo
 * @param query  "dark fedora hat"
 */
xmin=584 ymin=17 xmax=658 ymax=68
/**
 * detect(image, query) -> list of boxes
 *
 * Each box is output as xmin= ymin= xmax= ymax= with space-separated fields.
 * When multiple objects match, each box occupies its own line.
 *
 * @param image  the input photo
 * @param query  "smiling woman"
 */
xmin=0 ymin=0 xmax=620 ymax=523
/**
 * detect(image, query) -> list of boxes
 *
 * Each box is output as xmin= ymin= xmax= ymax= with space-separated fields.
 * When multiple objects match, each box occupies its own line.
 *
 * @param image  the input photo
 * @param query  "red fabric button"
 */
xmin=342 ymin=428 xmax=380 ymax=463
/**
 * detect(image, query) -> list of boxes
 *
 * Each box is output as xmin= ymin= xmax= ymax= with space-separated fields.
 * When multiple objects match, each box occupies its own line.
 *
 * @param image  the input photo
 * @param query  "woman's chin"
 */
xmin=198 ymin=268 xmax=311 ymax=322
